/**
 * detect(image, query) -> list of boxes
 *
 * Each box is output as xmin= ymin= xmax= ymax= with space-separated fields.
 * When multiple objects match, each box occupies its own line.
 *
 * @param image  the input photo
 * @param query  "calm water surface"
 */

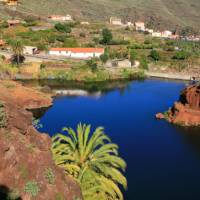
xmin=37 ymin=79 xmax=200 ymax=200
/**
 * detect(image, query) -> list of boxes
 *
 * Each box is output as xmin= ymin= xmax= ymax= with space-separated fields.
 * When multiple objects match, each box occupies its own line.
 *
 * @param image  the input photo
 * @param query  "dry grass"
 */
xmin=13 ymin=0 xmax=200 ymax=31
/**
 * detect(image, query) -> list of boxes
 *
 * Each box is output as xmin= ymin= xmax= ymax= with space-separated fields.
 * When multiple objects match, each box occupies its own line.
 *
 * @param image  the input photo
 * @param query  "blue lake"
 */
xmin=37 ymin=79 xmax=200 ymax=200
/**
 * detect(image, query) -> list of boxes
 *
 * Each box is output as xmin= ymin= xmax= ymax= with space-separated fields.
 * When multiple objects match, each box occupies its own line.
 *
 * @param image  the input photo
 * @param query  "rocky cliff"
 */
xmin=0 ymin=81 xmax=82 ymax=200
xmin=157 ymin=84 xmax=200 ymax=126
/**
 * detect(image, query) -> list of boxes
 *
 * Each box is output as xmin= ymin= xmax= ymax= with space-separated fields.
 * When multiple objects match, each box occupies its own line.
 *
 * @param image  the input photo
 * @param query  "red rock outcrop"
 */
xmin=0 ymin=81 xmax=82 ymax=200
xmin=161 ymin=84 xmax=200 ymax=126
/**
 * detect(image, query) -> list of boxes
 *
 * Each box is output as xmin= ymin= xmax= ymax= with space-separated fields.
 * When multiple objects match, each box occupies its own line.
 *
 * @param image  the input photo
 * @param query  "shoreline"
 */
xmin=145 ymin=71 xmax=199 ymax=81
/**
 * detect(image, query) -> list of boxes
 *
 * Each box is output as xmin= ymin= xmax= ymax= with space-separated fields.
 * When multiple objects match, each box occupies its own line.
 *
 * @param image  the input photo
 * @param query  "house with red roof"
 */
xmin=49 ymin=48 xmax=104 ymax=59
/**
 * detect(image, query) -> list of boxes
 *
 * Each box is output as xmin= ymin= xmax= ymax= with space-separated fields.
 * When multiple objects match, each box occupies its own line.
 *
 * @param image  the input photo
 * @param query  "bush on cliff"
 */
xmin=52 ymin=123 xmax=127 ymax=200
xmin=0 ymin=101 xmax=7 ymax=128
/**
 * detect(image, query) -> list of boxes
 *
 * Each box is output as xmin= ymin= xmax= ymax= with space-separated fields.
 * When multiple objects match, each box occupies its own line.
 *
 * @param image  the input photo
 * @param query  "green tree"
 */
xmin=10 ymin=40 xmax=24 ymax=65
xmin=101 ymin=28 xmax=113 ymax=45
xmin=52 ymin=123 xmax=127 ymax=200
xmin=129 ymin=49 xmax=137 ymax=66
xmin=86 ymin=58 xmax=98 ymax=72
xmin=55 ymin=23 xmax=71 ymax=33
xmin=100 ymin=53 xmax=109 ymax=64
xmin=149 ymin=50 xmax=160 ymax=61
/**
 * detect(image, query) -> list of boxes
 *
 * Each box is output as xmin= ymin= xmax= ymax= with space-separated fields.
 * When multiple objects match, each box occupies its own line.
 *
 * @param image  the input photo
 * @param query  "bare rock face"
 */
xmin=167 ymin=84 xmax=200 ymax=126
xmin=0 ymin=81 xmax=82 ymax=200
xmin=155 ymin=113 xmax=165 ymax=120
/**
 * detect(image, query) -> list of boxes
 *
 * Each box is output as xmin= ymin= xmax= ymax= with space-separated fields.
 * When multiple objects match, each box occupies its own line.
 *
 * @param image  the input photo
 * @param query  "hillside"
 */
xmin=12 ymin=0 xmax=200 ymax=30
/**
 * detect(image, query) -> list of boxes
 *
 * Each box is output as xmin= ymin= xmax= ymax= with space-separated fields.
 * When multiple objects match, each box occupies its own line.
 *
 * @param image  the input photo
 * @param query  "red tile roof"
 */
xmin=50 ymin=48 xmax=104 ymax=53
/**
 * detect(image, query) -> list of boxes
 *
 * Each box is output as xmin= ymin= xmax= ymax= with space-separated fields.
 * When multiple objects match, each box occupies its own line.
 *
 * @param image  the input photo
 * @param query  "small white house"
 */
xmin=161 ymin=30 xmax=173 ymax=38
xmin=23 ymin=46 xmax=38 ymax=55
xmin=80 ymin=21 xmax=90 ymax=25
xmin=110 ymin=17 xmax=123 ymax=26
xmin=105 ymin=59 xmax=132 ymax=68
xmin=126 ymin=22 xmax=134 ymax=27
xmin=135 ymin=22 xmax=145 ymax=31
xmin=146 ymin=28 xmax=154 ymax=34
xmin=48 ymin=15 xmax=73 ymax=22
xmin=49 ymin=48 xmax=104 ymax=59
xmin=152 ymin=32 xmax=162 ymax=37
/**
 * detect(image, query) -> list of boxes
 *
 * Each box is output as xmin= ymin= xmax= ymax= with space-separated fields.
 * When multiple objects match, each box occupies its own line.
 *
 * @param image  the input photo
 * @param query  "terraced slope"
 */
xmin=3 ymin=0 xmax=200 ymax=30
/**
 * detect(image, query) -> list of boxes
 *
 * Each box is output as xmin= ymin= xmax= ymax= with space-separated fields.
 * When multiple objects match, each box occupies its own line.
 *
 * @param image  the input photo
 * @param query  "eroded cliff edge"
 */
xmin=0 ymin=80 xmax=82 ymax=200
xmin=157 ymin=83 xmax=200 ymax=126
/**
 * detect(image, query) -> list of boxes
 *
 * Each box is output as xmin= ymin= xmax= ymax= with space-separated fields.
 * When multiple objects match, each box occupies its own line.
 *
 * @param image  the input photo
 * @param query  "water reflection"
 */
xmin=176 ymin=126 xmax=200 ymax=155
xmin=20 ymin=79 xmax=133 ymax=97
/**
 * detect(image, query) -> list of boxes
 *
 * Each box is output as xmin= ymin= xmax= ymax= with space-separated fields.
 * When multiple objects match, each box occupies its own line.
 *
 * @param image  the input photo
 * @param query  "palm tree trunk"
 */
xmin=17 ymin=54 xmax=19 ymax=65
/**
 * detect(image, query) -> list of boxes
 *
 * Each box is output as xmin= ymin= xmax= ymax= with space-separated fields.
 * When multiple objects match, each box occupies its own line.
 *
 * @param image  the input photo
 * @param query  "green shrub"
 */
xmin=44 ymin=168 xmax=55 ymax=184
xmin=47 ymin=35 xmax=56 ymax=43
xmin=56 ymin=35 xmax=67 ymax=43
xmin=144 ymin=39 xmax=151 ymax=44
xmin=84 ymin=42 xmax=95 ymax=47
xmin=40 ymin=64 xmax=46 ymax=70
xmin=0 ymin=21 xmax=9 ymax=28
xmin=55 ymin=193 xmax=64 ymax=200
xmin=32 ymin=118 xmax=43 ymax=129
xmin=24 ymin=19 xmax=37 ymax=27
xmin=129 ymin=49 xmax=137 ymax=65
xmin=149 ymin=50 xmax=161 ymax=61
xmin=100 ymin=53 xmax=109 ymax=64
xmin=173 ymin=50 xmax=190 ymax=60
xmin=108 ymin=39 xmax=130 ymax=45
xmin=37 ymin=43 xmax=48 ymax=51
xmin=7 ymin=189 xmax=20 ymax=200
xmin=55 ymin=23 xmax=71 ymax=33
xmin=100 ymin=28 xmax=113 ymax=45
xmin=0 ymin=101 xmax=7 ymax=128
xmin=79 ymin=32 xmax=86 ymax=38
xmin=86 ymin=58 xmax=98 ymax=72
xmin=63 ymin=38 xmax=79 ymax=47
xmin=140 ymin=57 xmax=148 ymax=70
xmin=24 ymin=181 xmax=40 ymax=197
xmin=18 ymin=164 xmax=29 ymax=180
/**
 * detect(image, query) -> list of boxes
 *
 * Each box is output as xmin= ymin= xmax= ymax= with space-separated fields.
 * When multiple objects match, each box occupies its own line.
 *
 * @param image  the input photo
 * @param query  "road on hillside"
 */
xmin=0 ymin=50 xmax=67 ymax=63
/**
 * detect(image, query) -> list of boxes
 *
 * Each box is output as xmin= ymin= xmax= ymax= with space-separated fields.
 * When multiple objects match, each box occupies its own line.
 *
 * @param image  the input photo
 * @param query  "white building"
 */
xmin=23 ymin=46 xmax=38 ymax=55
xmin=48 ymin=15 xmax=73 ymax=22
xmin=126 ymin=22 xmax=134 ymax=27
xmin=161 ymin=30 xmax=173 ymax=38
xmin=152 ymin=32 xmax=162 ymax=37
xmin=146 ymin=28 xmax=154 ymax=34
xmin=49 ymin=48 xmax=104 ymax=59
xmin=80 ymin=21 xmax=90 ymax=25
xmin=110 ymin=17 xmax=123 ymax=26
xmin=135 ymin=22 xmax=145 ymax=31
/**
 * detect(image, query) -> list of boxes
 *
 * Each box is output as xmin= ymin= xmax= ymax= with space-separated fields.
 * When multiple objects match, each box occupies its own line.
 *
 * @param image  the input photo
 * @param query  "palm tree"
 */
xmin=52 ymin=123 xmax=127 ymax=200
xmin=10 ymin=40 xmax=24 ymax=65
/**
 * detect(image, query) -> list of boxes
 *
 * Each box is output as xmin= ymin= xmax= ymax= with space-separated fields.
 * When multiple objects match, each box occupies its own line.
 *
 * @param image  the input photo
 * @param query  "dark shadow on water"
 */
xmin=175 ymin=126 xmax=200 ymax=155
xmin=0 ymin=185 xmax=22 ymax=200
xmin=27 ymin=106 xmax=52 ymax=119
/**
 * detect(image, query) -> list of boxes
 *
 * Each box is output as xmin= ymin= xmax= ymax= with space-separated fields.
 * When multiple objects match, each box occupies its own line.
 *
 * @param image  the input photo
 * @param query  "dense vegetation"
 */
xmin=52 ymin=124 xmax=127 ymax=200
